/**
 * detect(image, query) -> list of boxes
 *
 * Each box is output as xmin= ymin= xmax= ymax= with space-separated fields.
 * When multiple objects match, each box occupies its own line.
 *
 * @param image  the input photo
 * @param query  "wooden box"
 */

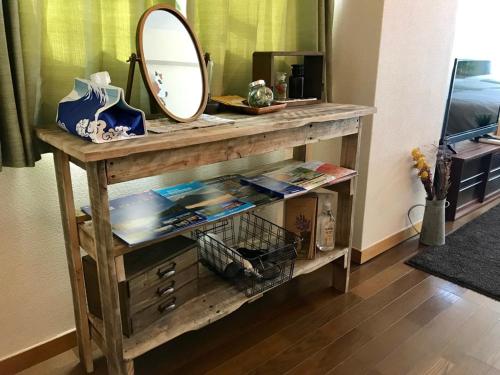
xmin=284 ymin=194 xmax=318 ymax=260
xmin=252 ymin=51 xmax=324 ymax=105
xmin=83 ymin=236 xmax=198 ymax=337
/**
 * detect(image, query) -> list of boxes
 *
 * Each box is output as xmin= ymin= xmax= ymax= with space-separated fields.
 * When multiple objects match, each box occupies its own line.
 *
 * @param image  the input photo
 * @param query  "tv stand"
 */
xmin=446 ymin=140 xmax=500 ymax=220
xmin=477 ymin=134 xmax=500 ymax=146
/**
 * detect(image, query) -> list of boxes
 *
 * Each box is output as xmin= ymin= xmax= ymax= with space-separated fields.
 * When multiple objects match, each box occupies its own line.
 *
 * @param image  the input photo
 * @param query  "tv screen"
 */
xmin=441 ymin=59 xmax=500 ymax=143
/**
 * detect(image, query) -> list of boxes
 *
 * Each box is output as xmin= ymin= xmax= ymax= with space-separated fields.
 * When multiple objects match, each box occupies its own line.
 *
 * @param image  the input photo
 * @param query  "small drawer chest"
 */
xmin=83 ymin=235 xmax=198 ymax=336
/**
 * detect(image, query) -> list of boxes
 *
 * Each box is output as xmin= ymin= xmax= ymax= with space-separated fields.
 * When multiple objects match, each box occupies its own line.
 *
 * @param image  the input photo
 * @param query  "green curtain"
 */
xmin=1 ymin=0 xmax=178 ymax=168
xmin=189 ymin=0 xmax=320 ymax=96
xmin=0 ymin=1 xmax=39 ymax=169
xmin=1 ymin=0 xmax=327 ymax=168
xmin=18 ymin=0 xmax=178 ymax=128
xmin=319 ymin=0 xmax=334 ymax=102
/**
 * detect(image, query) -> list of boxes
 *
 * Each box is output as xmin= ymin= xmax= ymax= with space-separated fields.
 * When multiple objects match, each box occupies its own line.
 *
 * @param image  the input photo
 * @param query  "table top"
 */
xmin=37 ymin=103 xmax=376 ymax=163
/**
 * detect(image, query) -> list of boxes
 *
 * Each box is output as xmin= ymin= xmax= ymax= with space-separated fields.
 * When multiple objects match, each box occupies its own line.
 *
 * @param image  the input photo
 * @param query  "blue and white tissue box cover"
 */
xmin=56 ymin=78 xmax=146 ymax=143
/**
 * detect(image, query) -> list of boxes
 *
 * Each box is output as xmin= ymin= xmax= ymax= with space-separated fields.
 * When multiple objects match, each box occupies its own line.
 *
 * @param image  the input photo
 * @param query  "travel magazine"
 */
xmin=81 ymin=190 xmax=206 ymax=246
xmin=154 ymin=180 xmax=254 ymax=221
xmin=241 ymin=161 xmax=356 ymax=198
xmin=204 ymin=174 xmax=280 ymax=206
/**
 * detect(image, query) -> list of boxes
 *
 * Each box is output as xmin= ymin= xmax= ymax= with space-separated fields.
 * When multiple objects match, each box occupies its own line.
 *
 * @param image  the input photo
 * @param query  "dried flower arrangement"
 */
xmin=411 ymin=146 xmax=451 ymax=201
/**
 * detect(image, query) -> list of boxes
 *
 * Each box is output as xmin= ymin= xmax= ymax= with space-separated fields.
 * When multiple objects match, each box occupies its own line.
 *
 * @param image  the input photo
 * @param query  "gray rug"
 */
xmin=407 ymin=203 xmax=500 ymax=300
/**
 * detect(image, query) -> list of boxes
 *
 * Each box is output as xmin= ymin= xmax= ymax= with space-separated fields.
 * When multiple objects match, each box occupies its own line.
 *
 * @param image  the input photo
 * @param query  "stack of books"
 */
xmin=241 ymin=161 xmax=356 ymax=198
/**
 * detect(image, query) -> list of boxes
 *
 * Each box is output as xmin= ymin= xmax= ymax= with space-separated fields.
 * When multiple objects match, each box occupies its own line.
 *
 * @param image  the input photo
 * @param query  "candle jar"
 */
xmin=274 ymin=72 xmax=287 ymax=100
xmin=248 ymin=80 xmax=274 ymax=107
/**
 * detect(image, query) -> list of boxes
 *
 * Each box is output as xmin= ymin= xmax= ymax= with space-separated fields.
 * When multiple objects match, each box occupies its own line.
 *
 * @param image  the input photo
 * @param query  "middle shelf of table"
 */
xmin=77 ymin=158 xmax=357 ymax=260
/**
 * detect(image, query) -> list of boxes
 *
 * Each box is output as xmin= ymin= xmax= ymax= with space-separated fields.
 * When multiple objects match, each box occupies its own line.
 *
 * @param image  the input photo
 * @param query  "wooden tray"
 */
xmin=212 ymin=95 xmax=287 ymax=115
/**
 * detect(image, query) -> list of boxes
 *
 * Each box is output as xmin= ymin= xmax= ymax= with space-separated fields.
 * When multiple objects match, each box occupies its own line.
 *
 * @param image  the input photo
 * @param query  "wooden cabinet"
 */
xmin=82 ymin=236 xmax=198 ymax=337
xmin=446 ymin=141 xmax=500 ymax=221
xmin=37 ymin=103 xmax=376 ymax=375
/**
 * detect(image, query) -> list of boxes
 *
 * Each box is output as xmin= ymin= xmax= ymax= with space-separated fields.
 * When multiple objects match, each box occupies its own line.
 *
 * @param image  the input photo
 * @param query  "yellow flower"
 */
xmin=415 ymin=157 xmax=427 ymax=170
xmin=420 ymin=171 xmax=429 ymax=180
xmin=411 ymin=148 xmax=423 ymax=161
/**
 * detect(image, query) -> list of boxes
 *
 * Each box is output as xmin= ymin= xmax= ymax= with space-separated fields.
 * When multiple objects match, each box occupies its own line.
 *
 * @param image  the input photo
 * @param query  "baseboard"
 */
xmin=0 ymin=330 xmax=76 ymax=375
xmin=352 ymin=221 xmax=422 ymax=264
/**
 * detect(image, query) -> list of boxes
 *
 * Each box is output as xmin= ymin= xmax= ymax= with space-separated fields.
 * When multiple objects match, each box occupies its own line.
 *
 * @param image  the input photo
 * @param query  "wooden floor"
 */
xmin=20 ymin=199 xmax=500 ymax=375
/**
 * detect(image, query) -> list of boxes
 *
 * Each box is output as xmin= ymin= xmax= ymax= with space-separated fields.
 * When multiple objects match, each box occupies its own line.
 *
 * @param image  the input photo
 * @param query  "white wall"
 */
xmin=360 ymin=0 xmax=459 ymax=249
xmin=330 ymin=0 xmax=385 ymax=250
xmin=331 ymin=0 xmax=458 ymax=251
xmin=453 ymin=0 xmax=500 ymax=64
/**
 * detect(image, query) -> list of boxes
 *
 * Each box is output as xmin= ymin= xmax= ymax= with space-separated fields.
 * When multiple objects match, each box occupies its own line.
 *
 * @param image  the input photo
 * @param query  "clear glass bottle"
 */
xmin=248 ymin=80 xmax=274 ymax=107
xmin=274 ymin=72 xmax=287 ymax=100
xmin=316 ymin=200 xmax=336 ymax=251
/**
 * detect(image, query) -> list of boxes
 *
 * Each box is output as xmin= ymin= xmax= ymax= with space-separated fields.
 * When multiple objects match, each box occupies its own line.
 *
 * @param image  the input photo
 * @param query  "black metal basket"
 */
xmin=194 ymin=213 xmax=299 ymax=296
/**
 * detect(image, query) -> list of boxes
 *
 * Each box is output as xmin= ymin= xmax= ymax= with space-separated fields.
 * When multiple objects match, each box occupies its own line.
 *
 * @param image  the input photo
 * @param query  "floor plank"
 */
xmin=18 ymin=199 xmax=500 ymax=375
xmin=288 ymin=282 xmax=458 ymax=374
xmin=249 ymin=270 xmax=430 ymax=375
xmin=373 ymin=293 xmax=477 ymax=375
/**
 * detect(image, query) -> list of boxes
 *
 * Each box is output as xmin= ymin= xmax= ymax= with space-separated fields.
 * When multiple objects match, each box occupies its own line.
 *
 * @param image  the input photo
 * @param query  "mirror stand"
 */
xmin=125 ymin=53 xmax=139 ymax=104
xmin=125 ymin=53 xmax=162 ymax=116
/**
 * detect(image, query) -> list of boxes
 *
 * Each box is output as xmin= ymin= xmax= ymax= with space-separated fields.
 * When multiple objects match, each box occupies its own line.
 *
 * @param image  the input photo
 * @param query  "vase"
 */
xmin=420 ymin=198 xmax=446 ymax=246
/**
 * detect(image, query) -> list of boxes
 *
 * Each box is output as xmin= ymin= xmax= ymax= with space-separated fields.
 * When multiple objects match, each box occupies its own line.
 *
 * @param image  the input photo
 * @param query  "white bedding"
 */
xmin=446 ymin=75 xmax=500 ymax=135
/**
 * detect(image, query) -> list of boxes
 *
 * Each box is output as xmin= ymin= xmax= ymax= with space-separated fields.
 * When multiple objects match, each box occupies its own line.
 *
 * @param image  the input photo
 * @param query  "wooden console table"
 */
xmin=37 ymin=103 xmax=376 ymax=375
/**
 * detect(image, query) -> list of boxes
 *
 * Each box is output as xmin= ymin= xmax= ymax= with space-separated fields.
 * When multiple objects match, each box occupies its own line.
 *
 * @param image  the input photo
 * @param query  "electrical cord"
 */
xmin=407 ymin=204 xmax=424 ymax=234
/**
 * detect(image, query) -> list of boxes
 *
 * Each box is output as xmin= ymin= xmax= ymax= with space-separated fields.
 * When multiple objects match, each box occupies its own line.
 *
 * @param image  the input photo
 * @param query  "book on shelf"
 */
xmin=264 ymin=164 xmax=333 ymax=190
xmin=204 ymin=174 xmax=280 ymax=206
xmin=284 ymin=194 xmax=318 ymax=260
xmin=240 ymin=175 xmax=307 ymax=198
xmin=240 ymin=161 xmax=357 ymax=198
xmin=301 ymin=161 xmax=357 ymax=183
xmin=154 ymin=180 xmax=255 ymax=222
xmin=81 ymin=190 xmax=206 ymax=246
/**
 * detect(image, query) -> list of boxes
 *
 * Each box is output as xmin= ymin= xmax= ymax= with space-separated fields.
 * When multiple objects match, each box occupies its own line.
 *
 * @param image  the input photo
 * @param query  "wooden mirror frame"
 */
xmin=136 ymin=4 xmax=208 ymax=123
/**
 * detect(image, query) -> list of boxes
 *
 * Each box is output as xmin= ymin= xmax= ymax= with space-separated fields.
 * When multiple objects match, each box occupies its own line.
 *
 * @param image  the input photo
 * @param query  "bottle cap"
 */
xmin=291 ymin=64 xmax=304 ymax=77
xmin=249 ymin=79 xmax=266 ymax=88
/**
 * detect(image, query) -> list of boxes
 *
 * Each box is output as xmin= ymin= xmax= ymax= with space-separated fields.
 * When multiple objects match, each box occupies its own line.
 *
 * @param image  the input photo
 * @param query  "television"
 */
xmin=440 ymin=59 xmax=500 ymax=145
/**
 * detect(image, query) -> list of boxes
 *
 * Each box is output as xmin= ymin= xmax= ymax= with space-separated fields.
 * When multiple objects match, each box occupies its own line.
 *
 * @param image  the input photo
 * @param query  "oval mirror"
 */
xmin=137 ymin=5 xmax=208 ymax=122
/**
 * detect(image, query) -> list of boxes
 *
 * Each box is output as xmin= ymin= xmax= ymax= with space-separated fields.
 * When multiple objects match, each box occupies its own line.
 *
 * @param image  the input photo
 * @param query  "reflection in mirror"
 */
xmin=139 ymin=7 xmax=207 ymax=121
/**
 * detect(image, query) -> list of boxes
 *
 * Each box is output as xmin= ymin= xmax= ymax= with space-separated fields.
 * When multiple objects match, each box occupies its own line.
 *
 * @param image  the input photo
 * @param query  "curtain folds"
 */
xmin=318 ymin=0 xmax=335 ymax=102
xmin=1 ymin=0 xmax=175 ymax=169
xmin=189 ymin=0 xmax=320 ymax=97
xmin=0 ymin=1 xmax=39 ymax=168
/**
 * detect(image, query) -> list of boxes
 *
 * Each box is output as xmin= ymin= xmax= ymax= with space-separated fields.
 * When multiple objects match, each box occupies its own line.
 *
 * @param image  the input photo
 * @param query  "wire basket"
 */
xmin=194 ymin=213 xmax=299 ymax=296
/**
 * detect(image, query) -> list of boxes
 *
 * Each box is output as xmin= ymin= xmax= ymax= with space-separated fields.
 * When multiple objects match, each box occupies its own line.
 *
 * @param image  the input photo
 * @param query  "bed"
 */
xmin=447 ymin=75 xmax=500 ymax=135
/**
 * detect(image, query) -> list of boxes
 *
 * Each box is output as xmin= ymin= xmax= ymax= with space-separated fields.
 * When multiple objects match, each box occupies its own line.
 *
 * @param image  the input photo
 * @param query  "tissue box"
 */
xmin=56 ymin=72 xmax=146 ymax=143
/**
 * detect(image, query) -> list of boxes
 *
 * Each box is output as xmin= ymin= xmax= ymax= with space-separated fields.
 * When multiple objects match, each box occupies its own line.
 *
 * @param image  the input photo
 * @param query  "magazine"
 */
xmin=154 ymin=180 xmax=254 ymax=221
xmin=204 ymin=174 xmax=280 ymax=206
xmin=240 ymin=175 xmax=307 ymax=198
xmin=264 ymin=164 xmax=333 ymax=190
xmin=241 ymin=161 xmax=357 ymax=198
xmin=301 ymin=161 xmax=357 ymax=183
xmin=81 ymin=190 xmax=206 ymax=246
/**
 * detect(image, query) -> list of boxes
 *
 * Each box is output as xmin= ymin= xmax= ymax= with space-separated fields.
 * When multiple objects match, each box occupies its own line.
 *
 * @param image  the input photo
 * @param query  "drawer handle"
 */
xmin=158 ymin=297 xmax=176 ymax=314
xmin=157 ymin=280 xmax=175 ymax=297
xmin=157 ymin=262 xmax=176 ymax=279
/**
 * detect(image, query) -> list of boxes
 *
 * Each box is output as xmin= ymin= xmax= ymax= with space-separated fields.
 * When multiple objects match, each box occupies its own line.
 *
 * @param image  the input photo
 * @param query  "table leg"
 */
xmin=334 ymin=120 xmax=363 ymax=292
xmin=86 ymin=161 xmax=132 ymax=375
xmin=53 ymin=150 xmax=94 ymax=373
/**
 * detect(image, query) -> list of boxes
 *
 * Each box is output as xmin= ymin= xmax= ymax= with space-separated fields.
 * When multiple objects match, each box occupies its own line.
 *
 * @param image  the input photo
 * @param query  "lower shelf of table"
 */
xmin=113 ymin=246 xmax=348 ymax=360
